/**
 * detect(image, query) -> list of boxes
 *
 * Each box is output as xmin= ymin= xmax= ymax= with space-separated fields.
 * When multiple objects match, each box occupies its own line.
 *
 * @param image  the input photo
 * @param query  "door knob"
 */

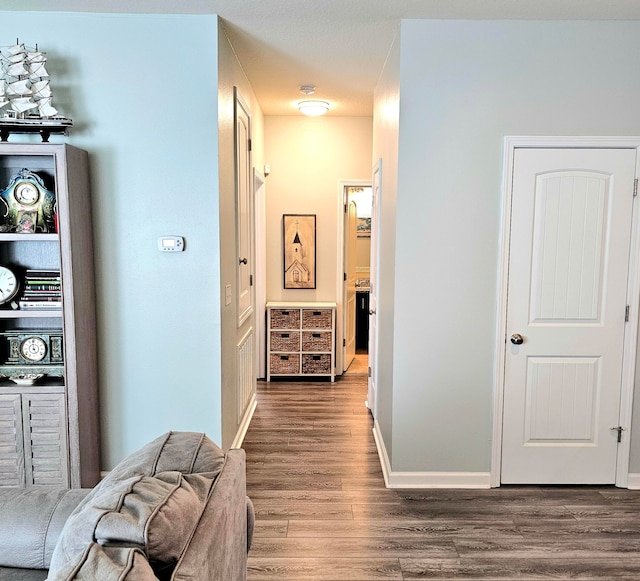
xmin=510 ymin=333 xmax=524 ymax=345
xmin=369 ymin=309 xmax=376 ymax=315
xmin=239 ymin=257 xmax=248 ymax=265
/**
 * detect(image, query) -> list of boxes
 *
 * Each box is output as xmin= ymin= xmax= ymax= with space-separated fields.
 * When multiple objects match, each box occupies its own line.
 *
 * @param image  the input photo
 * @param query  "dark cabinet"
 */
xmin=356 ymin=291 xmax=369 ymax=351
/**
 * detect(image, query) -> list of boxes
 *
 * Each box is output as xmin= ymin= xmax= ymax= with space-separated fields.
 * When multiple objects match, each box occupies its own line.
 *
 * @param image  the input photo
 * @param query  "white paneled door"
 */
xmin=367 ymin=160 xmax=381 ymax=417
xmin=501 ymin=148 xmax=637 ymax=484
xmin=344 ymin=199 xmax=357 ymax=371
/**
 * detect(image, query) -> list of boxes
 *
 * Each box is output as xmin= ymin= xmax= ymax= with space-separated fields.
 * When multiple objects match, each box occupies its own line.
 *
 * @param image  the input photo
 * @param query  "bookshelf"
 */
xmin=0 ymin=144 xmax=99 ymax=488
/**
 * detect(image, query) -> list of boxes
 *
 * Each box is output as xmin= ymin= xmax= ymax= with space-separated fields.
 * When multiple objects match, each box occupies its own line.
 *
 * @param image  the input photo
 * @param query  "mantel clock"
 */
xmin=0 ymin=168 xmax=56 ymax=233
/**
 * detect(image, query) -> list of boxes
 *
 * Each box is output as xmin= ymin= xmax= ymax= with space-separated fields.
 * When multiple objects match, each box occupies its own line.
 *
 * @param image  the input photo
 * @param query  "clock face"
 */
xmin=14 ymin=181 xmax=40 ymax=206
xmin=20 ymin=337 xmax=47 ymax=362
xmin=0 ymin=266 xmax=18 ymax=305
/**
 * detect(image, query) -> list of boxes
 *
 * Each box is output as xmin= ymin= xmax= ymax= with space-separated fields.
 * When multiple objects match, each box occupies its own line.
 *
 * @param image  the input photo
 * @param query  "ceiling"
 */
xmin=6 ymin=0 xmax=640 ymax=116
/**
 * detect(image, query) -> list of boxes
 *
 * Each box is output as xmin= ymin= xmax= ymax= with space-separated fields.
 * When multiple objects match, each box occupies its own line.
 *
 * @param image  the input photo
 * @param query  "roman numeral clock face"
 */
xmin=0 ymin=266 xmax=18 ymax=305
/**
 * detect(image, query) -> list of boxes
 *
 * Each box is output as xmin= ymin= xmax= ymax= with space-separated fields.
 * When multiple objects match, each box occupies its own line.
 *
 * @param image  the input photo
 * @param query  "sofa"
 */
xmin=0 ymin=431 xmax=254 ymax=580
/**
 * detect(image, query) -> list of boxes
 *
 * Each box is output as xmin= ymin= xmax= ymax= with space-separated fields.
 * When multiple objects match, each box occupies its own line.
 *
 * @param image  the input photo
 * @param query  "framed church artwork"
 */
xmin=283 ymin=214 xmax=316 ymax=289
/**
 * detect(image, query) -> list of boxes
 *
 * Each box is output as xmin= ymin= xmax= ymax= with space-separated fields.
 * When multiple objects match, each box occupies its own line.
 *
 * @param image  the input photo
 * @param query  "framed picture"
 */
xmin=283 ymin=214 xmax=316 ymax=289
xmin=16 ymin=210 xmax=37 ymax=234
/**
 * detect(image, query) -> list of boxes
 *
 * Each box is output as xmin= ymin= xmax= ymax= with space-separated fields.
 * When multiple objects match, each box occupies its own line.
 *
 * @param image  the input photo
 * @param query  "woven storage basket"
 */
xmin=270 ymin=308 xmax=301 ymax=329
xmin=302 ymin=331 xmax=332 ymax=352
xmin=270 ymin=353 xmax=300 ymax=375
xmin=302 ymin=353 xmax=332 ymax=374
xmin=271 ymin=331 xmax=300 ymax=352
xmin=301 ymin=309 xmax=332 ymax=329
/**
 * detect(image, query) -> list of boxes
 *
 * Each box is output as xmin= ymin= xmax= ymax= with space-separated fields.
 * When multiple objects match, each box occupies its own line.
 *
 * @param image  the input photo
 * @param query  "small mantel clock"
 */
xmin=0 ymin=168 xmax=56 ymax=233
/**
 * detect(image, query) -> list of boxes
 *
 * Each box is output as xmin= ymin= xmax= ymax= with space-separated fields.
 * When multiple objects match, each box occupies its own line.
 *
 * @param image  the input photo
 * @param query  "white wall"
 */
xmin=217 ymin=22 xmax=264 ymax=447
xmin=383 ymin=20 xmax=640 ymax=474
xmin=0 ymin=13 xmax=224 ymax=468
xmin=264 ymin=116 xmax=372 ymax=365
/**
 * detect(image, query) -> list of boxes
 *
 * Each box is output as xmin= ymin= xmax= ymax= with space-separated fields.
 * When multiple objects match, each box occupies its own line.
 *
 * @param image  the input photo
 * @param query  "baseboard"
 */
xmin=372 ymin=419 xmax=391 ymax=487
xmin=627 ymin=473 xmax=640 ymax=489
xmin=372 ymin=420 xmax=491 ymax=489
xmin=231 ymin=394 xmax=257 ymax=449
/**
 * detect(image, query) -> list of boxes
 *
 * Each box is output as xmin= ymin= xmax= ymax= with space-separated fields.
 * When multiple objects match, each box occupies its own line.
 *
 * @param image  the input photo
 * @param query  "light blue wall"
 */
xmin=0 ymin=13 xmax=222 ymax=468
xmin=390 ymin=20 xmax=640 ymax=473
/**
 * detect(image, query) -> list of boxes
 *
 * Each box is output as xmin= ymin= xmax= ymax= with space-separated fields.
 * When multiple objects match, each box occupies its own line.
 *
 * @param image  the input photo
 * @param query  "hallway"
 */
xmin=243 ymin=375 xmax=640 ymax=580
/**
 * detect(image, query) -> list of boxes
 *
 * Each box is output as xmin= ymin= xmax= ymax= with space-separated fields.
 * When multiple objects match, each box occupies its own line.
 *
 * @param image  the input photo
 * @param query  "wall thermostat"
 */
xmin=157 ymin=236 xmax=185 ymax=252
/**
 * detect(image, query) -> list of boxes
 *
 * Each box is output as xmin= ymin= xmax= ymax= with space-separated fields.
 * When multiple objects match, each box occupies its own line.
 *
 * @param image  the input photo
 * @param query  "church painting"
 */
xmin=283 ymin=214 xmax=316 ymax=289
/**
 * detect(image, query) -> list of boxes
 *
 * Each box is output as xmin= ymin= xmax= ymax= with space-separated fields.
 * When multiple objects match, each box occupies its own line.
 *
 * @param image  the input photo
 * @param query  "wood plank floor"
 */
xmin=243 ymin=374 xmax=640 ymax=580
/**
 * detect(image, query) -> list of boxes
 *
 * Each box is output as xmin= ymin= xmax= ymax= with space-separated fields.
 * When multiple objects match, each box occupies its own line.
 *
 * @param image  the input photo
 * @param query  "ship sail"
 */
xmin=0 ymin=41 xmax=70 ymax=125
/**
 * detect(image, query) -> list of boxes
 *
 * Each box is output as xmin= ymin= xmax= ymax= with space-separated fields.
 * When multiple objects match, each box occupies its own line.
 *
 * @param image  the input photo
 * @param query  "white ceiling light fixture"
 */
xmin=298 ymin=99 xmax=330 ymax=116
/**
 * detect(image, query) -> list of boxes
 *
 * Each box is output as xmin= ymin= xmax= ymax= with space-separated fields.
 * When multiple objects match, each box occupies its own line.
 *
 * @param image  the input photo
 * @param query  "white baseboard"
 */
xmin=372 ymin=420 xmax=491 ymax=489
xmin=627 ymin=473 xmax=640 ymax=489
xmin=231 ymin=394 xmax=257 ymax=449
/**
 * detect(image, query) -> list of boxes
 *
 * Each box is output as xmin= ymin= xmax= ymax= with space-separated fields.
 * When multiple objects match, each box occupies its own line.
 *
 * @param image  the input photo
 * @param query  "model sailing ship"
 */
xmin=0 ymin=41 xmax=72 ymax=141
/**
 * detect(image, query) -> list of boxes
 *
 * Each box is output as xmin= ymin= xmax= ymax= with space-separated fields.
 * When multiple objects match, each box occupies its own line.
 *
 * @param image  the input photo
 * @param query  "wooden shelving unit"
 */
xmin=267 ymin=301 xmax=336 ymax=382
xmin=0 ymin=144 xmax=99 ymax=488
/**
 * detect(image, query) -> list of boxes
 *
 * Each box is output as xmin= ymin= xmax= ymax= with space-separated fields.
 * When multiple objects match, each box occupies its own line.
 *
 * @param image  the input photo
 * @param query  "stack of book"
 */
xmin=19 ymin=270 xmax=62 ymax=310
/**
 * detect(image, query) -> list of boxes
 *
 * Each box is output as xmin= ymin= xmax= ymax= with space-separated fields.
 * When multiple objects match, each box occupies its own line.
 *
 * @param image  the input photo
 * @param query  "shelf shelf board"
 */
xmin=0 ymin=309 xmax=62 ymax=318
xmin=0 ymin=233 xmax=58 ymax=242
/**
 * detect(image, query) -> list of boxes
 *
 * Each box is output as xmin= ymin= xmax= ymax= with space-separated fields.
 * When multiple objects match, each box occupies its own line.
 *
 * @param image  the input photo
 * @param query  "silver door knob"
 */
xmin=369 ymin=309 xmax=376 ymax=315
xmin=510 ymin=333 xmax=524 ymax=345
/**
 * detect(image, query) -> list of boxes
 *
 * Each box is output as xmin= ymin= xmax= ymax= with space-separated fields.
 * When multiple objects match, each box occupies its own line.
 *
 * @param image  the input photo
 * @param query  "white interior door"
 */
xmin=344 ymin=199 xmax=357 ymax=371
xmin=235 ymin=88 xmax=253 ymax=327
xmin=501 ymin=147 xmax=637 ymax=484
xmin=367 ymin=160 xmax=381 ymax=416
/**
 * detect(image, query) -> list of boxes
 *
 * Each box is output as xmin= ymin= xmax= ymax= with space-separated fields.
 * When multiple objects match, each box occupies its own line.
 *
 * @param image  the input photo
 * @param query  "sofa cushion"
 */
xmin=0 ymin=488 xmax=89 ymax=569
xmin=94 ymin=471 xmax=213 ymax=564
xmin=50 ymin=543 xmax=158 ymax=580
xmin=48 ymin=432 xmax=226 ymax=579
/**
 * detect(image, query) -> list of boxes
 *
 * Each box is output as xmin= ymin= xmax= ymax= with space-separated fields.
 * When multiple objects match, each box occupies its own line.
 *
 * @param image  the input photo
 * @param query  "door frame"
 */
xmin=336 ymin=179 xmax=371 ymax=376
xmin=253 ymin=168 xmax=266 ymax=379
xmin=491 ymin=136 xmax=640 ymax=488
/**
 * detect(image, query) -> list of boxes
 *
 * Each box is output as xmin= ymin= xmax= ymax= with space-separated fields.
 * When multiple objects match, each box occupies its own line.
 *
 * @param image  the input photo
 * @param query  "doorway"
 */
xmin=342 ymin=183 xmax=372 ymax=375
xmin=492 ymin=137 xmax=640 ymax=487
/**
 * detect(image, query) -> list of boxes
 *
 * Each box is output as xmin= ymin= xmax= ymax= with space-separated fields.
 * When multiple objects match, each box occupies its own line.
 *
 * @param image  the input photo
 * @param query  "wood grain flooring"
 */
xmin=243 ymin=374 xmax=640 ymax=580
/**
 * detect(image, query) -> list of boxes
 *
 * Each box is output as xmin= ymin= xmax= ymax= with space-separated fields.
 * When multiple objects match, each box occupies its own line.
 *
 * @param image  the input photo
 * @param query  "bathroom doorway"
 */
xmin=342 ymin=183 xmax=372 ymax=374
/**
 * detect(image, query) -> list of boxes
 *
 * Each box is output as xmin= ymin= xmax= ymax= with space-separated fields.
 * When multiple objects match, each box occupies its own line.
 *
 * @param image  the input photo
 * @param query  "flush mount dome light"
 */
xmin=298 ymin=100 xmax=330 ymax=116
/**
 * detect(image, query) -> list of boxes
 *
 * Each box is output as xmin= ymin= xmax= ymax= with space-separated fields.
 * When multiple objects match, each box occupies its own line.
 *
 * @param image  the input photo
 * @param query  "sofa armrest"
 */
xmin=0 ymin=488 xmax=90 ymax=570
xmin=172 ymin=448 xmax=249 ymax=581
xmin=246 ymin=495 xmax=255 ymax=552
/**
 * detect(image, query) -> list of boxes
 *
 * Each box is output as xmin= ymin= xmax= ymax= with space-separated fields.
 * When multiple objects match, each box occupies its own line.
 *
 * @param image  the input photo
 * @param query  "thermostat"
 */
xmin=157 ymin=236 xmax=185 ymax=252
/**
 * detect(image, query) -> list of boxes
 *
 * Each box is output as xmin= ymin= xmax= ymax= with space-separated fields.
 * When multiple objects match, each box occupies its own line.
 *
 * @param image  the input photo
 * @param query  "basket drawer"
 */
xmin=301 ymin=308 xmax=332 ymax=329
xmin=270 ymin=353 xmax=300 ymax=375
xmin=270 ymin=331 xmax=300 ymax=352
xmin=302 ymin=353 xmax=332 ymax=374
xmin=270 ymin=308 xmax=301 ymax=329
xmin=302 ymin=331 xmax=332 ymax=352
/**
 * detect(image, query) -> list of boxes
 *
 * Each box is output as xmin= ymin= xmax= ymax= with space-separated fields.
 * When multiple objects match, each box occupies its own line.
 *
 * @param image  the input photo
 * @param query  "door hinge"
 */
xmin=248 ymin=138 xmax=252 ymax=152
xmin=343 ymin=338 xmax=346 ymax=347
xmin=344 ymin=203 xmax=348 ymax=213
xmin=626 ymin=305 xmax=630 ymax=322
xmin=368 ymin=366 xmax=371 ymax=378
xmin=634 ymin=178 xmax=638 ymax=197
xmin=250 ymin=274 xmax=254 ymax=286
xmin=344 ymin=272 xmax=347 ymax=282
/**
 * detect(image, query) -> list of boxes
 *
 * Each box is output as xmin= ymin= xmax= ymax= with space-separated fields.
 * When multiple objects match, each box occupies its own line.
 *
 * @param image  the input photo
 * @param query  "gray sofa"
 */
xmin=0 ymin=431 xmax=254 ymax=580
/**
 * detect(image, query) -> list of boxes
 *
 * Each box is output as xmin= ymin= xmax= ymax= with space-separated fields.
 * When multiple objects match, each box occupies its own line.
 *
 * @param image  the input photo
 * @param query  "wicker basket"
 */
xmin=301 ymin=331 xmax=332 ymax=352
xmin=301 ymin=309 xmax=332 ymax=329
xmin=270 ymin=353 xmax=300 ymax=375
xmin=270 ymin=308 xmax=301 ymax=329
xmin=270 ymin=331 xmax=300 ymax=352
xmin=302 ymin=353 xmax=332 ymax=374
